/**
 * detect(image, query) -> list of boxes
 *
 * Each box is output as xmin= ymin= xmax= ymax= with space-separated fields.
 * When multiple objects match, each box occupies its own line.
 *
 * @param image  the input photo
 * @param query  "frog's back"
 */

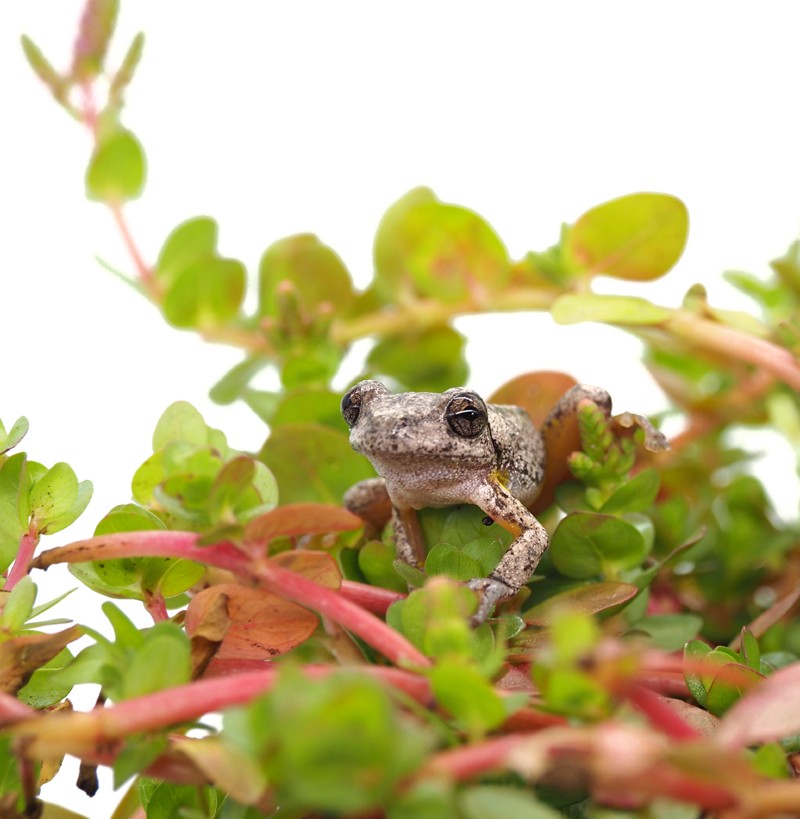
xmin=487 ymin=405 xmax=544 ymax=508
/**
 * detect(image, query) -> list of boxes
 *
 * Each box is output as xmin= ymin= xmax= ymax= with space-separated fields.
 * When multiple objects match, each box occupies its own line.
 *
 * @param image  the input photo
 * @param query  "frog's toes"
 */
xmin=467 ymin=576 xmax=514 ymax=625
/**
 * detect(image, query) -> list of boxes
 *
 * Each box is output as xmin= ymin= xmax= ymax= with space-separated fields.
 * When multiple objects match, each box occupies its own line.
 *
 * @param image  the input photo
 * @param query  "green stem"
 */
xmin=332 ymin=286 xmax=560 ymax=344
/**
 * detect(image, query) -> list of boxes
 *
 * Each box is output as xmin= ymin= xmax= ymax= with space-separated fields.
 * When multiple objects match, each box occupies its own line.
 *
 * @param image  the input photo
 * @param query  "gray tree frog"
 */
xmin=341 ymin=379 xmax=664 ymax=623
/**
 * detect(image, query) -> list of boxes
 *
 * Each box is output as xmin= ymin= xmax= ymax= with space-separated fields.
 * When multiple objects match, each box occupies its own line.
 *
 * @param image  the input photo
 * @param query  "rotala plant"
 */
xmin=4 ymin=2 xmax=800 ymax=817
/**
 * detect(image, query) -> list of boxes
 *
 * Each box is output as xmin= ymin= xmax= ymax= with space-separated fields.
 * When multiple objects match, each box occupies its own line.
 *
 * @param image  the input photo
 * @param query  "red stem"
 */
xmin=5 ymin=524 xmax=40 ymax=591
xmin=253 ymin=559 xmax=430 ymax=668
xmin=624 ymin=685 xmax=700 ymax=740
xmin=32 ymin=531 xmax=251 ymax=575
xmin=340 ymin=579 xmax=405 ymax=614
xmin=17 ymin=665 xmax=432 ymax=754
xmin=425 ymin=734 xmax=528 ymax=779
xmin=0 ymin=691 xmax=35 ymax=728
xmin=33 ymin=531 xmax=430 ymax=668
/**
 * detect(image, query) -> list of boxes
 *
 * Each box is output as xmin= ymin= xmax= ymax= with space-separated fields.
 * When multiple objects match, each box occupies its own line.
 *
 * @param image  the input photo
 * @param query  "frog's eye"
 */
xmin=445 ymin=394 xmax=488 ymax=438
xmin=341 ymin=386 xmax=363 ymax=427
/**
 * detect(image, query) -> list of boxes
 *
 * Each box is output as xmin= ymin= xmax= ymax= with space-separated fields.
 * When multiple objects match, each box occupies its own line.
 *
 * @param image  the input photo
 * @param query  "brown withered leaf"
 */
xmin=0 ymin=627 xmax=82 ymax=696
xmin=491 ymin=371 xmax=581 ymax=512
xmin=185 ymin=584 xmax=318 ymax=661
xmin=243 ymin=503 xmax=362 ymax=549
xmin=489 ymin=370 xmax=578 ymax=428
xmin=271 ymin=550 xmax=342 ymax=589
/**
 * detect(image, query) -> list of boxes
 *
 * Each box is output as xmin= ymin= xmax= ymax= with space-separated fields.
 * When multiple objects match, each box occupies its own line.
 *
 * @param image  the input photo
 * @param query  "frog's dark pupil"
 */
xmin=341 ymin=389 xmax=361 ymax=427
xmin=445 ymin=396 xmax=487 ymax=438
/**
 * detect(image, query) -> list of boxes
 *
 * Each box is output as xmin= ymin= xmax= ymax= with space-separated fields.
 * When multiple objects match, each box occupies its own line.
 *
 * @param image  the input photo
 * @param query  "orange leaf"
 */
xmin=0 ymin=626 xmax=82 ymax=695
xmin=186 ymin=584 xmax=318 ymax=661
xmin=244 ymin=503 xmax=362 ymax=548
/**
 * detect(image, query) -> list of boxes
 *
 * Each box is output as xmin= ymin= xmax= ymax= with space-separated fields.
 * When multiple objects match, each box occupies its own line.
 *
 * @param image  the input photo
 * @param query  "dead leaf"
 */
xmin=0 ymin=627 xmax=82 ymax=695
xmin=185 ymin=584 xmax=318 ymax=661
xmin=271 ymin=550 xmax=341 ymax=590
xmin=244 ymin=504 xmax=362 ymax=549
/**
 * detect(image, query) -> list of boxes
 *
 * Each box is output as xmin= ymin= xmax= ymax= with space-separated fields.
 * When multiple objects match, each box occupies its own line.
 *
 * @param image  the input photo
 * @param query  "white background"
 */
xmin=3 ymin=2 xmax=800 ymax=814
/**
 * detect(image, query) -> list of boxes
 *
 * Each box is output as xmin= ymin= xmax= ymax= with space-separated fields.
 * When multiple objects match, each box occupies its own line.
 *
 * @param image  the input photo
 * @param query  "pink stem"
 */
xmin=19 ymin=665 xmax=431 ymax=748
xmin=0 ymin=691 xmax=35 ymax=728
xmin=31 ymin=531 xmax=250 ymax=575
xmin=5 ymin=524 xmax=40 ymax=591
xmin=33 ymin=531 xmax=430 ymax=668
xmin=340 ymin=579 xmax=405 ymax=614
xmin=624 ymin=684 xmax=700 ymax=740
xmin=425 ymin=734 xmax=528 ymax=779
xmin=252 ymin=559 xmax=430 ymax=669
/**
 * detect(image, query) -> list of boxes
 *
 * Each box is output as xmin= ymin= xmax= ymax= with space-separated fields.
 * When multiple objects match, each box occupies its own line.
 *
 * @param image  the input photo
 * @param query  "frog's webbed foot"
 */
xmin=467 ymin=576 xmax=515 ymax=625
xmin=612 ymin=411 xmax=668 ymax=453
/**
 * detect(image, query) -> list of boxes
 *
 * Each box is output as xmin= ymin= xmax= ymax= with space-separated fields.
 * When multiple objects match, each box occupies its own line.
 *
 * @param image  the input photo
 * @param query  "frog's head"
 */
xmin=341 ymin=380 xmax=496 ymax=469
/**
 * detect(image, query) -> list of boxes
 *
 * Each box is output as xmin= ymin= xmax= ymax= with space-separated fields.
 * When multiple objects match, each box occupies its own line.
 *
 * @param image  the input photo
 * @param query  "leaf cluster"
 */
xmin=6 ymin=3 xmax=800 ymax=818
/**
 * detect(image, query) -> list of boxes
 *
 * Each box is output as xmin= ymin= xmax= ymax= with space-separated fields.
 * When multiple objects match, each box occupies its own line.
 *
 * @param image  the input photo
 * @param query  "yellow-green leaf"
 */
xmin=567 ymin=192 xmax=688 ymax=281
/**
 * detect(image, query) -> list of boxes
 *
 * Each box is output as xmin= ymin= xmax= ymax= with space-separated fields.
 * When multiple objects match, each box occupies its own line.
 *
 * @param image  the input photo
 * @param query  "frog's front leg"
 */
xmin=344 ymin=479 xmax=426 ymax=567
xmin=468 ymin=478 xmax=549 ymax=624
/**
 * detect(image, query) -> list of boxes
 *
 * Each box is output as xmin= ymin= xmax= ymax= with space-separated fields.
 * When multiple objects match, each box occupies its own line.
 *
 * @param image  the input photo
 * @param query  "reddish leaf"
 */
xmin=0 ymin=626 xmax=82 ymax=695
xmin=244 ymin=504 xmax=362 ymax=548
xmin=525 ymin=581 xmax=638 ymax=626
xmin=488 ymin=371 xmax=577 ymax=429
xmin=716 ymin=662 xmax=800 ymax=747
xmin=185 ymin=584 xmax=318 ymax=661
xmin=271 ymin=550 xmax=341 ymax=590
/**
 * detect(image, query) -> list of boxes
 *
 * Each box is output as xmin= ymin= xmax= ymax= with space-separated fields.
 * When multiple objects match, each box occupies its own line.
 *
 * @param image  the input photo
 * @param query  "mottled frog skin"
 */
xmin=341 ymin=379 xmax=616 ymax=623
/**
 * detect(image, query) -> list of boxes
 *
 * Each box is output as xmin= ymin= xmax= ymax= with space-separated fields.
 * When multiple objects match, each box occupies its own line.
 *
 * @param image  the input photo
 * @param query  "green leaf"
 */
xmin=741 ymin=627 xmax=761 ymax=672
xmin=634 ymin=613 xmax=703 ymax=651
xmin=684 ymin=639 xmax=711 ymax=708
xmin=566 ymin=192 xmax=689 ymax=280
xmin=152 ymin=401 xmax=209 ymax=451
xmin=17 ymin=646 xmax=75 ymax=708
xmin=366 ymin=325 xmax=469 ymax=392
xmin=551 ymin=293 xmax=672 ymax=326
xmin=258 ymin=233 xmax=354 ymax=317
xmin=209 ymin=357 xmax=268 ymax=405
xmin=373 ymin=186 xmax=438 ymax=300
xmin=429 ymin=661 xmax=506 ymax=735
xmin=29 ymin=463 xmax=78 ymax=532
xmin=357 ymin=541 xmax=407 ymax=593
xmin=1 ymin=576 xmax=37 ymax=632
xmin=123 ymin=622 xmax=191 ymax=699
xmin=69 ymin=504 xmax=172 ymax=601
xmin=85 ymin=129 xmax=146 ymax=203
xmin=0 ymin=417 xmax=29 ymax=455
xmin=43 ymin=480 xmax=93 ymax=535
xmin=259 ymin=423 xmax=374 ymax=504
xmin=163 ymin=256 xmax=246 ymax=329
xmin=270 ymin=388 xmax=343 ymax=430
xmin=21 ymin=35 xmax=68 ymax=105
xmin=550 ymin=512 xmax=648 ymax=579
xmin=109 ymin=32 xmax=145 ymax=106
xmin=139 ymin=778 xmax=217 ymax=819
xmin=388 ymin=780 xmax=455 ymax=819
xmin=706 ymin=662 xmax=762 ymax=717
xmin=280 ymin=338 xmax=343 ymax=389
xmin=374 ymin=195 xmax=510 ymax=304
xmin=155 ymin=217 xmax=218 ymax=288
xmin=600 ymin=468 xmax=660 ymax=514
xmin=525 ymin=580 xmax=638 ymax=626
xmin=458 ymin=785 xmax=561 ymax=819
xmin=0 ymin=454 xmax=29 ymax=573
xmin=425 ymin=543 xmax=482 ymax=582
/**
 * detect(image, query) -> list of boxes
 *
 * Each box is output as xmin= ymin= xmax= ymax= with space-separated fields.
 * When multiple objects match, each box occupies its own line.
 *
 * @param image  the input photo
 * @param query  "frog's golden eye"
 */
xmin=445 ymin=394 xmax=488 ymax=438
xmin=341 ymin=386 xmax=363 ymax=427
